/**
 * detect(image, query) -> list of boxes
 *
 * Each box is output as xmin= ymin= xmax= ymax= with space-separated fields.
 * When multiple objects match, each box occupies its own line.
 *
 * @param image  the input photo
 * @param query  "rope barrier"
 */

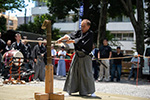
xmin=51 ymin=55 xmax=150 ymax=61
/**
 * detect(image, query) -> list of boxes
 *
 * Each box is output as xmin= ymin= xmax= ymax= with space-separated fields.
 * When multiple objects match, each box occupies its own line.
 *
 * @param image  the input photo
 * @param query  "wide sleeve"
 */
xmin=67 ymin=30 xmax=81 ymax=40
xmin=31 ymin=45 xmax=37 ymax=59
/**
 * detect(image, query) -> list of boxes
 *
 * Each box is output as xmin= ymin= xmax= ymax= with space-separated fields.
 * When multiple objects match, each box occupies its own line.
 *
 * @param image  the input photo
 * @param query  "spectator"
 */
xmin=0 ymin=32 xmax=6 ymax=73
xmin=91 ymin=43 xmax=99 ymax=80
xmin=57 ymin=46 xmax=66 ymax=77
xmin=51 ymin=44 xmax=56 ymax=65
xmin=22 ymin=36 xmax=32 ymax=69
xmin=128 ymin=52 xmax=140 ymax=81
xmin=32 ymin=38 xmax=46 ymax=81
xmin=43 ymin=39 xmax=47 ymax=65
xmin=98 ymin=38 xmax=112 ymax=82
xmin=5 ymin=40 xmax=11 ymax=52
xmin=51 ymin=44 xmax=57 ymax=74
xmin=111 ymin=46 xmax=123 ymax=82
xmin=10 ymin=33 xmax=26 ymax=58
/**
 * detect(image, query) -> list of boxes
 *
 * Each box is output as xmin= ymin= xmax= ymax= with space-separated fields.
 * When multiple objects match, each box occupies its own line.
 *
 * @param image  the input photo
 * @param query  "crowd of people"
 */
xmin=0 ymin=32 xmax=69 ymax=81
xmin=0 ymin=31 xmax=143 ymax=82
xmin=91 ymin=38 xmax=141 ymax=82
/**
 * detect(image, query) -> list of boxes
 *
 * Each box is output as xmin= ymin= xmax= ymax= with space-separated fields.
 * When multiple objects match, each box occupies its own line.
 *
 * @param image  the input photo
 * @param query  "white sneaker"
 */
xmin=91 ymin=93 xmax=96 ymax=97
xmin=64 ymin=93 xmax=71 ymax=97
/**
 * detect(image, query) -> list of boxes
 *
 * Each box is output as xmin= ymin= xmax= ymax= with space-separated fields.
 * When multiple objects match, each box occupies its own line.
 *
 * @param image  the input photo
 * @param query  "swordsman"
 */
xmin=57 ymin=19 xmax=96 ymax=97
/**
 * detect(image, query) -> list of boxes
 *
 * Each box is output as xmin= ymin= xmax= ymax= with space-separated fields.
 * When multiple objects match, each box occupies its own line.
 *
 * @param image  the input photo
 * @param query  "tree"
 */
xmin=0 ymin=0 xmax=26 ymax=12
xmin=97 ymin=0 xmax=108 ymax=46
xmin=17 ymin=14 xmax=61 ymax=40
xmin=120 ymin=0 xmax=145 ymax=55
xmin=0 ymin=15 xmax=6 ymax=32
xmin=144 ymin=0 xmax=150 ymax=38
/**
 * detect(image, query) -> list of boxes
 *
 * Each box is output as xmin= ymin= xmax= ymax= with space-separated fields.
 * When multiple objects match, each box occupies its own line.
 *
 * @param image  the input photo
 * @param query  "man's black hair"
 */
xmin=117 ymin=46 xmax=121 ymax=49
xmin=103 ymin=38 xmax=108 ymax=41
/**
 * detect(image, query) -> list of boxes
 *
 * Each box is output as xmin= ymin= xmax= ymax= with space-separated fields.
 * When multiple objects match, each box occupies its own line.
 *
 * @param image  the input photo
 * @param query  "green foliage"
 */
xmin=47 ymin=0 xmax=80 ymax=19
xmin=0 ymin=15 xmax=7 ymax=32
xmin=0 ymin=0 xmax=26 ymax=12
xmin=106 ymin=31 xmax=114 ymax=41
xmin=52 ymin=28 xmax=61 ymax=40
xmin=17 ymin=14 xmax=61 ymax=40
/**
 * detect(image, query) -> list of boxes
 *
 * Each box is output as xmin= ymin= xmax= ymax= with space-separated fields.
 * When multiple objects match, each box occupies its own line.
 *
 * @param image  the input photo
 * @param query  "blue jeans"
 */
xmin=128 ymin=66 xmax=137 ymax=81
xmin=111 ymin=64 xmax=122 ymax=81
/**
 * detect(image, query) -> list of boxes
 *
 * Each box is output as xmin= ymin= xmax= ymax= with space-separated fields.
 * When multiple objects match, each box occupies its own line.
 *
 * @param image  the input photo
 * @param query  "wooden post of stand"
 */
xmin=34 ymin=20 xmax=64 ymax=100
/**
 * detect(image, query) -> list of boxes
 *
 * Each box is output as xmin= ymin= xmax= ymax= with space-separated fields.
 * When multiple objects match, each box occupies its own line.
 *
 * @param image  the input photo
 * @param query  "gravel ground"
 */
xmin=0 ymin=75 xmax=150 ymax=99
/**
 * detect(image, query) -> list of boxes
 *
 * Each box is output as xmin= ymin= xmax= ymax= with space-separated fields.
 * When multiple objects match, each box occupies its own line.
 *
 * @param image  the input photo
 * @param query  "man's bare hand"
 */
xmin=34 ymin=59 xmax=37 ymax=62
xmin=56 ymin=39 xmax=62 ymax=44
xmin=66 ymin=40 xmax=75 ymax=44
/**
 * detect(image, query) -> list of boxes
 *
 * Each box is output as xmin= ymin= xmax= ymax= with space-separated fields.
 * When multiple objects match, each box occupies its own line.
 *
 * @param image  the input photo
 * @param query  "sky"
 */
xmin=5 ymin=0 xmax=35 ymax=17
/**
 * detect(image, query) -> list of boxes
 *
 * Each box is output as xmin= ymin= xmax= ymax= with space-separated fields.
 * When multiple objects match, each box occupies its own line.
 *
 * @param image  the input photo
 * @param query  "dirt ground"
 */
xmin=0 ymin=85 xmax=149 ymax=100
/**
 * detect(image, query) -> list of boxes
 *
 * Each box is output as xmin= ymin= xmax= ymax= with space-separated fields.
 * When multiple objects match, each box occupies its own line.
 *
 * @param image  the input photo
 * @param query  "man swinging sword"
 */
xmin=57 ymin=19 xmax=96 ymax=97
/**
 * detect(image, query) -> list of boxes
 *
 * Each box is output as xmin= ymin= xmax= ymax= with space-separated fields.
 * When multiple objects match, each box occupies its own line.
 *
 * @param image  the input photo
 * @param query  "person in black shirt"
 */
xmin=98 ymin=39 xmax=112 ymax=82
xmin=111 ymin=47 xmax=123 ymax=82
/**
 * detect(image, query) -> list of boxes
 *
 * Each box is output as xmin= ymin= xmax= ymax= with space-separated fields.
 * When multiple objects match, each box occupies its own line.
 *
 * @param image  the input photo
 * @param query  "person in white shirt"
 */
xmin=51 ymin=45 xmax=57 ymax=74
xmin=57 ymin=46 xmax=66 ymax=77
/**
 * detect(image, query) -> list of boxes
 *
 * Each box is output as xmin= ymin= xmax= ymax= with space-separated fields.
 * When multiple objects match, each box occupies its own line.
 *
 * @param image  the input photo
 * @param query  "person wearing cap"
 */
xmin=32 ymin=37 xmax=46 ymax=81
xmin=57 ymin=19 xmax=96 ymax=97
xmin=128 ymin=52 xmax=140 ymax=81
xmin=111 ymin=46 xmax=124 ymax=82
xmin=57 ymin=46 xmax=66 ymax=77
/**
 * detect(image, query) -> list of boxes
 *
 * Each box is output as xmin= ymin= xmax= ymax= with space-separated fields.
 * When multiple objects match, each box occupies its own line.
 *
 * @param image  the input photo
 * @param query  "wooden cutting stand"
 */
xmin=34 ymin=20 xmax=64 ymax=100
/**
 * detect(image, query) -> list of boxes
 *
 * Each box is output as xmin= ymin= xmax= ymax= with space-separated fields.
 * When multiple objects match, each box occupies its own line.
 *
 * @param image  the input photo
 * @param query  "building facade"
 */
xmin=0 ymin=13 xmax=18 ymax=30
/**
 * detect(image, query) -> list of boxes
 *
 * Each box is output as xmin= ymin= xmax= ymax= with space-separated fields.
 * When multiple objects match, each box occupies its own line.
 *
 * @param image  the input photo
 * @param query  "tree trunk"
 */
xmin=83 ymin=0 xmax=90 ymax=19
xmin=120 ymin=0 xmax=145 ymax=77
xmin=136 ymin=0 xmax=145 ymax=55
xmin=97 ymin=0 xmax=108 ymax=47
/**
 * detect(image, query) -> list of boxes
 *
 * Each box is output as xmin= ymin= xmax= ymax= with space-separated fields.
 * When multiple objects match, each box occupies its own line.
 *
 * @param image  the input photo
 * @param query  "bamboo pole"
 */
xmin=41 ymin=20 xmax=53 ymax=93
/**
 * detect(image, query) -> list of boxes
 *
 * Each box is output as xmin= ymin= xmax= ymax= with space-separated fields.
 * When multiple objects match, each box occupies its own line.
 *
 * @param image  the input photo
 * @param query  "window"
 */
xmin=145 ymin=48 xmax=150 ymax=56
xmin=112 ymin=33 xmax=133 ymax=41
xmin=108 ymin=15 xmax=130 ymax=22
xmin=8 ymin=20 xmax=13 ymax=26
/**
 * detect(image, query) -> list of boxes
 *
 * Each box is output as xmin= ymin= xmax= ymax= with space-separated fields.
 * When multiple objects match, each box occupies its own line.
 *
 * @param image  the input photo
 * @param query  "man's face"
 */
xmin=103 ymin=40 xmax=108 ymax=46
xmin=93 ymin=44 xmax=95 ymax=49
xmin=81 ymin=21 xmax=90 ymax=33
xmin=117 ymin=48 xmax=121 ymax=53
xmin=15 ymin=35 xmax=21 ymax=41
xmin=7 ymin=40 xmax=11 ymax=45
xmin=38 ymin=42 xmax=42 ymax=46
